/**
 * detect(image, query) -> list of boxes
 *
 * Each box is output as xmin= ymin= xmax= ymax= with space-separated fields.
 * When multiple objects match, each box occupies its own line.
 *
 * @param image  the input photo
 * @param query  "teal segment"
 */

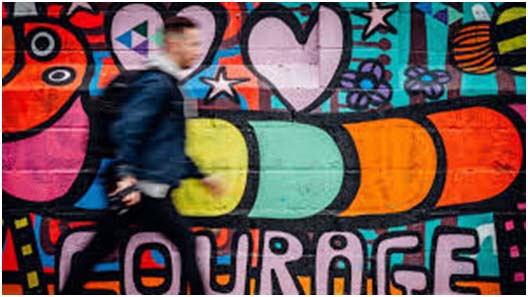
xmin=457 ymin=213 xmax=499 ymax=276
xmin=271 ymin=94 xmax=288 ymax=110
xmin=248 ymin=121 xmax=343 ymax=218
xmin=425 ymin=218 xmax=442 ymax=269
xmin=279 ymin=2 xmax=317 ymax=23
xmin=515 ymin=76 xmax=526 ymax=94
xmin=392 ymin=2 xmax=411 ymax=108
xmin=319 ymin=96 xmax=331 ymax=112
xmin=425 ymin=4 xmax=449 ymax=101
xmin=460 ymin=69 xmax=499 ymax=97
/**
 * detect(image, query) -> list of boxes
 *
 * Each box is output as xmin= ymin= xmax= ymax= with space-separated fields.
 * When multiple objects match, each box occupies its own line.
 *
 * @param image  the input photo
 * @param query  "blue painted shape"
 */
xmin=433 ymin=9 xmax=448 ymax=24
xmin=116 ymin=30 xmax=133 ymax=49
xmin=416 ymin=2 xmax=432 ymax=14
xmin=89 ymin=51 xmax=111 ymax=97
xmin=74 ymin=159 xmax=113 ymax=210
xmin=217 ymin=255 xmax=232 ymax=265
xmin=94 ymin=262 xmax=119 ymax=272
xmin=151 ymin=249 xmax=165 ymax=265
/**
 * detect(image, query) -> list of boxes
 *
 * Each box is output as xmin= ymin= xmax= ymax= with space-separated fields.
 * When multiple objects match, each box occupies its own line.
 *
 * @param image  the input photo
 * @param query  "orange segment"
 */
xmin=428 ymin=107 xmax=522 ymax=207
xmin=340 ymin=119 xmax=437 ymax=216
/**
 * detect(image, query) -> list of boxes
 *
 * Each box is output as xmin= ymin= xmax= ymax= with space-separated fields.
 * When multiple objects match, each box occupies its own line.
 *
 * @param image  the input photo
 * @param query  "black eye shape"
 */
xmin=42 ymin=67 xmax=76 ymax=86
xmin=26 ymin=28 xmax=60 ymax=61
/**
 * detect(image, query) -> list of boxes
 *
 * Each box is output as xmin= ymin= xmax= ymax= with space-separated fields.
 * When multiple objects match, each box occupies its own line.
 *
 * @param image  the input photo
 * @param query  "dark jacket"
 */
xmin=109 ymin=70 xmax=204 ymax=187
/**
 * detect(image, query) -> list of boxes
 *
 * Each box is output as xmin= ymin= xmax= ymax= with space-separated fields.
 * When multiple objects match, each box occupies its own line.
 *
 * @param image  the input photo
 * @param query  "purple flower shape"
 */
xmin=404 ymin=66 xmax=451 ymax=100
xmin=340 ymin=60 xmax=392 ymax=110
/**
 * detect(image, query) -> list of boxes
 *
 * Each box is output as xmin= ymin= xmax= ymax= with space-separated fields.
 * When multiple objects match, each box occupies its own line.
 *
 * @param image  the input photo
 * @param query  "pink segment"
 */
xmin=517 ymin=202 xmax=526 ymax=210
xmin=505 ymin=220 xmax=515 ymax=231
xmin=514 ymin=272 xmax=525 ymax=282
xmin=2 ymin=98 xmax=89 ymax=202
xmin=510 ymin=245 xmax=520 ymax=258
xmin=509 ymin=104 xmax=526 ymax=120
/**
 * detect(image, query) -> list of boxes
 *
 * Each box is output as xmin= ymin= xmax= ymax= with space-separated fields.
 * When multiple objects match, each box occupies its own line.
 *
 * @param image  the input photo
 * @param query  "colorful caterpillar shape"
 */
xmin=450 ymin=4 xmax=525 ymax=75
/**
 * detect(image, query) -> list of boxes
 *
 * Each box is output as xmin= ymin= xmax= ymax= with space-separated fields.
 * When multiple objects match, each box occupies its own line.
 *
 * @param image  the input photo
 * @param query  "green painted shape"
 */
xmin=448 ymin=6 xmax=464 ymax=24
xmin=133 ymin=20 xmax=148 ymax=37
xmin=149 ymin=28 xmax=164 ymax=47
xmin=248 ymin=121 xmax=343 ymax=219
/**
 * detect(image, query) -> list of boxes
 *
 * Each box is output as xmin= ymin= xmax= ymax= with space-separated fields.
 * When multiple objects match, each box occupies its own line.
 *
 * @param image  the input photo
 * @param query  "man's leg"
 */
xmin=140 ymin=197 xmax=205 ymax=294
xmin=60 ymin=210 xmax=135 ymax=294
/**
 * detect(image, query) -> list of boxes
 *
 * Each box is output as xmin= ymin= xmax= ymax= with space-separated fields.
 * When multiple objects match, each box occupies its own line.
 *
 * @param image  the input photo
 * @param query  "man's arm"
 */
xmin=182 ymin=156 xmax=206 ymax=179
xmin=110 ymin=73 xmax=171 ymax=179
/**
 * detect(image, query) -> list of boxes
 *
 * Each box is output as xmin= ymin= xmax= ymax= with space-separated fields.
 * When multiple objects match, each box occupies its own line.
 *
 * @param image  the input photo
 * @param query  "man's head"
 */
xmin=163 ymin=16 xmax=200 ymax=69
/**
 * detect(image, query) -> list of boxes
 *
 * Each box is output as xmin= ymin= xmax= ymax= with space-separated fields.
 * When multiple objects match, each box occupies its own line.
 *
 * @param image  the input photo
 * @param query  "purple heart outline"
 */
xmin=107 ymin=3 xmax=227 ymax=83
xmin=241 ymin=3 xmax=352 ymax=112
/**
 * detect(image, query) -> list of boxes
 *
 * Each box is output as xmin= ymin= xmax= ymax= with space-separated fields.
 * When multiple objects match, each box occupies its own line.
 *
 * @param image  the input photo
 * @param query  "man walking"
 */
xmin=61 ymin=17 xmax=222 ymax=294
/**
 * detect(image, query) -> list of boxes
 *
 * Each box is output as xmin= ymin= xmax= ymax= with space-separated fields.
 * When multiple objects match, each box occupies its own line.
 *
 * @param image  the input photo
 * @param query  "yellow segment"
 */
xmin=14 ymin=217 xmax=29 ymax=229
xmin=498 ymin=34 xmax=526 ymax=54
xmin=172 ymin=119 xmax=248 ymax=216
xmin=21 ymin=244 xmax=33 ymax=256
xmin=512 ymin=64 xmax=526 ymax=73
xmin=496 ymin=6 xmax=526 ymax=25
xmin=27 ymin=271 xmax=39 ymax=289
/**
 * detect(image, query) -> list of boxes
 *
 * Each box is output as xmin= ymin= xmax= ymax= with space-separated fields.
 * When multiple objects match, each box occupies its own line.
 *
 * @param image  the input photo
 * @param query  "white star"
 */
xmin=67 ymin=3 xmax=95 ymax=16
xmin=354 ymin=2 xmax=398 ymax=40
xmin=200 ymin=66 xmax=249 ymax=104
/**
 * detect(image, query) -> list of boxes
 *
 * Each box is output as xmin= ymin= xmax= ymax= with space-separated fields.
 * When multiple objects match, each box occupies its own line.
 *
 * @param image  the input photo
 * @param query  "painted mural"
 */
xmin=2 ymin=2 xmax=525 ymax=295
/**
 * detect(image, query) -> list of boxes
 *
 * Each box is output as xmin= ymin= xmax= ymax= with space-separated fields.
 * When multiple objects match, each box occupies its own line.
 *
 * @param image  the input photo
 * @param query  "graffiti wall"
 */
xmin=2 ymin=2 xmax=525 ymax=295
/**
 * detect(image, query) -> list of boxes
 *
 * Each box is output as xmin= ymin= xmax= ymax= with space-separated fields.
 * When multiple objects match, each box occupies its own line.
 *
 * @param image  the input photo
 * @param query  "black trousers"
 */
xmin=60 ymin=195 xmax=205 ymax=294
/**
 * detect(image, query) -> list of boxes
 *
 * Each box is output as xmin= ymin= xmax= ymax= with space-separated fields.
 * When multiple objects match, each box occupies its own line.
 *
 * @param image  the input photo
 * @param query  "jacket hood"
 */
xmin=145 ymin=53 xmax=181 ymax=80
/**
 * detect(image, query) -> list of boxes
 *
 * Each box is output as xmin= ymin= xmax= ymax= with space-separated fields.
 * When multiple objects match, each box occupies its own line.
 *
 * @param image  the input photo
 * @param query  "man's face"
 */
xmin=166 ymin=28 xmax=201 ymax=70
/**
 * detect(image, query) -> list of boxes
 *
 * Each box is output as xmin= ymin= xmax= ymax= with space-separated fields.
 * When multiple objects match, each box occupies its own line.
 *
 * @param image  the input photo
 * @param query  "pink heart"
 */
xmin=242 ymin=4 xmax=351 ymax=111
xmin=110 ymin=3 xmax=226 ymax=82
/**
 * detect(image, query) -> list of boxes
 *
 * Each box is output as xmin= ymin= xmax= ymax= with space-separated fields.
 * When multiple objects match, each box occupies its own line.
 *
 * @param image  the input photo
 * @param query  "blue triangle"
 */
xmin=434 ymin=9 xmax=448 ymax=24
xmin=416 ymin=2 xmax=432 ymax=15
xmin=116 ymin=30 xmax=133 ymax=49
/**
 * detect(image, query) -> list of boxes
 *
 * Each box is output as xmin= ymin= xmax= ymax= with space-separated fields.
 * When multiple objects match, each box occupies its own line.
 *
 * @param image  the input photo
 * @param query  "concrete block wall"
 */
xmin=2 ymin=2 xmax=525 ymax=294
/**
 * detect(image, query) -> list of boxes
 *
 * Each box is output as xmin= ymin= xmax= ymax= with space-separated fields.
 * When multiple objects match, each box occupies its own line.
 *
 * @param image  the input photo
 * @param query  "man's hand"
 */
xmin=201 ymin=175 xmax=226 ymax=198
xmin=110 ymin=176 xmax=141 ymax=207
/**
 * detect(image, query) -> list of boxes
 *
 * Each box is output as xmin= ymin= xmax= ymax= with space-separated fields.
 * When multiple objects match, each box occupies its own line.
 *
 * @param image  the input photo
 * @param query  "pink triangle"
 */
xmin=510 ymin=104 xmax=526 ymax=120
xmin=131 ymin=31 xmax=146 ymax=49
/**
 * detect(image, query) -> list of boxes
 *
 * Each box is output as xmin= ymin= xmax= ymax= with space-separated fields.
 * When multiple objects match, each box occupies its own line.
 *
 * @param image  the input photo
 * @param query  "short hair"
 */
xmin=164 ymin=16 xmax=196 ymax=35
